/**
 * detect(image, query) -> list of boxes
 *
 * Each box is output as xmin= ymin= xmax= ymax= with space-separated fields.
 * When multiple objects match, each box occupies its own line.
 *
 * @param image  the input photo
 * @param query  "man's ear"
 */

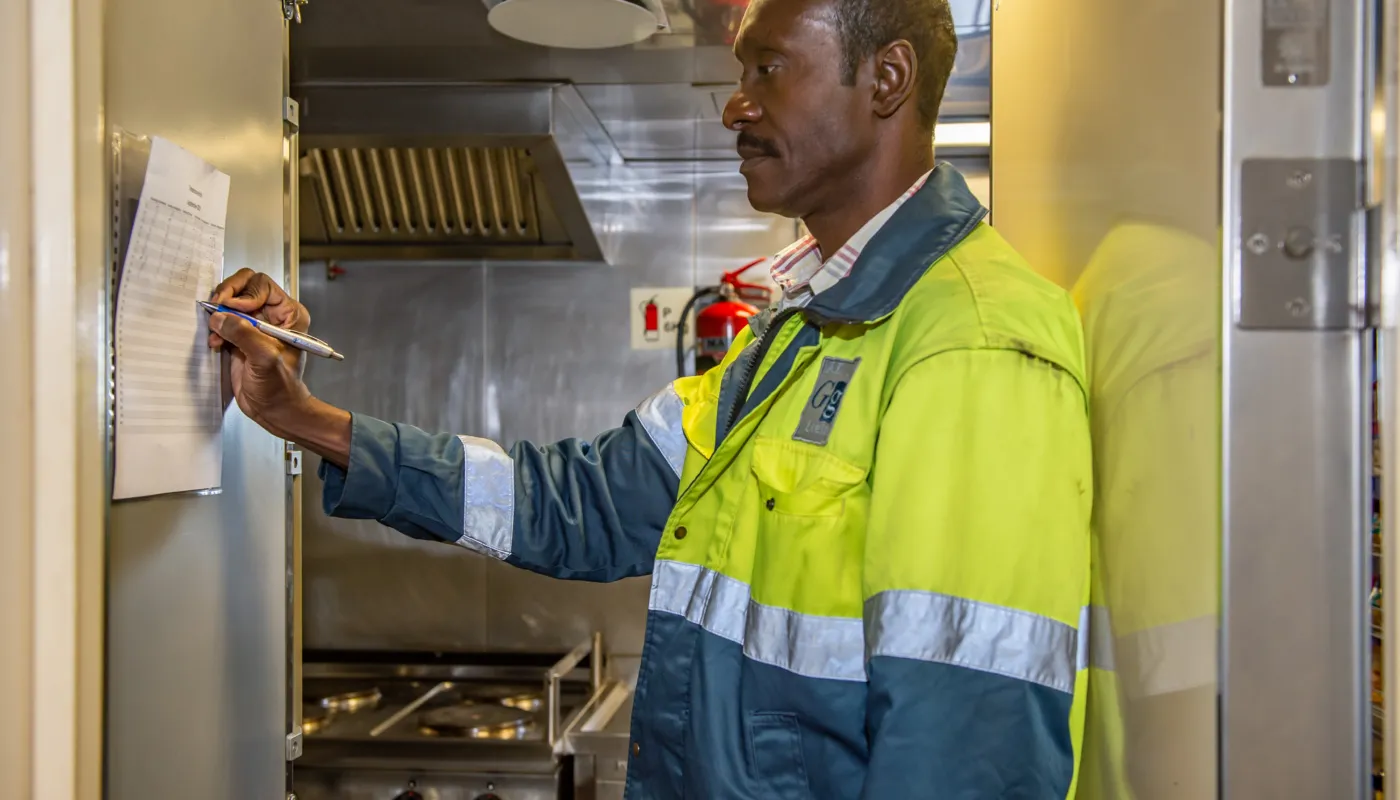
xmin=871 ymin=39 xmax=917 ymax=119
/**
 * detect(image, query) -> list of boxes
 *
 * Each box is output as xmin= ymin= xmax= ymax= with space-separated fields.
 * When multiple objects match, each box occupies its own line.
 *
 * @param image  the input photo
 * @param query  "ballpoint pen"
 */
xmin=197 ymin=300 xmax=345 ymax=361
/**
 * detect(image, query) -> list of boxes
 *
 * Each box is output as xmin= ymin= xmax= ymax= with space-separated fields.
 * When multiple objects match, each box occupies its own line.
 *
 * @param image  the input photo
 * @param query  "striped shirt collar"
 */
xmin=771 ymin=170 xmax=934 ymax=309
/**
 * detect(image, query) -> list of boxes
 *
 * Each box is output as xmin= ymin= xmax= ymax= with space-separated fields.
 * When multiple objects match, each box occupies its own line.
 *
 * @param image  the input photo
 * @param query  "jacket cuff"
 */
xmin=319 ymin=413 xmax=399 ymax=521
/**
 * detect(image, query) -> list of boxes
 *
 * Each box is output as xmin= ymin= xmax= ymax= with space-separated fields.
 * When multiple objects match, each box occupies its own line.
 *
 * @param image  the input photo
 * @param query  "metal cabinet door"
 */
xmin=103 ymin=1 xmax=293 ymax=798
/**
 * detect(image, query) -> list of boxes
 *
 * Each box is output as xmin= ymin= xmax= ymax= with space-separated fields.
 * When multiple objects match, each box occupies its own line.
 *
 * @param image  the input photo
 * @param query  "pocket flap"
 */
xmin=749 ymin=437 xmax=868 ymax=498
xmin=748 ymin=712 xmax=809 ymax=798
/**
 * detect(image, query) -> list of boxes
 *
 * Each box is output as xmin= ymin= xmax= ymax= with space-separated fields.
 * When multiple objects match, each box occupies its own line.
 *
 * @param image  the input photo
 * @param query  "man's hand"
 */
xmin=208 ymin=267 xmax=311 ymax=345
xmin=207 ymin=269 xmax=351 ymax=467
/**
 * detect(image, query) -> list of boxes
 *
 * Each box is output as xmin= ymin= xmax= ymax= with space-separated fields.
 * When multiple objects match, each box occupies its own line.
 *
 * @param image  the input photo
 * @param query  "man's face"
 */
xmin=723 ymin=0 xmax=872 ymax=217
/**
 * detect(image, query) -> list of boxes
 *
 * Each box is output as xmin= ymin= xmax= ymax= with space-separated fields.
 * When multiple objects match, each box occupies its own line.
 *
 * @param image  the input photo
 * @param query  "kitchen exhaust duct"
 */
xmin=297 ymin=82 xmax=619 ymax=262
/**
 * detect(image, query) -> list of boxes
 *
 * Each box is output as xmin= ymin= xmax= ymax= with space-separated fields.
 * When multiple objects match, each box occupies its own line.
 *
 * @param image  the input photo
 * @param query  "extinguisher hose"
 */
xmin=676 ymin=287 xmax=719 ymax=379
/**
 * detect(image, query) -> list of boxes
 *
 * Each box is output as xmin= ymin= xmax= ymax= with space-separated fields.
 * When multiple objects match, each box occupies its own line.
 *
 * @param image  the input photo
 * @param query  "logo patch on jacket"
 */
xmin=794 ymin=357 xmax=860 ymax=446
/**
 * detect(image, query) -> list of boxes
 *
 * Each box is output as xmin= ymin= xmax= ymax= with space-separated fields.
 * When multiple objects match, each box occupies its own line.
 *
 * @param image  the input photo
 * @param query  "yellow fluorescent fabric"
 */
xmin=864 ymin=347 xmax=1093 ymax=628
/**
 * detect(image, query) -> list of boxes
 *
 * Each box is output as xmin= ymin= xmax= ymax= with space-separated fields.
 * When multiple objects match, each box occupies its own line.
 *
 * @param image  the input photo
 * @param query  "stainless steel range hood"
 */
xmin=297 ymin=83 xmax=617 ymax=262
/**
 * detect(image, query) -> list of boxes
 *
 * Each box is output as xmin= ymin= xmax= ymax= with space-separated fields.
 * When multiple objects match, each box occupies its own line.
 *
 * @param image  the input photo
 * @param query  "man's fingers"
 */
xmin=209 ymin=312 xmax=280 ymax=365
xmin=210 ymin=270 xmax=306 ymax=331
xmin=209 ymin=268 xmax=260 ymax=305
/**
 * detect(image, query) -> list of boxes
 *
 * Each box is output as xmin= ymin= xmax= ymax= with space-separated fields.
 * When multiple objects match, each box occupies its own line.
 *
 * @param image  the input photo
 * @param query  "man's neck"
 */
xmin=803 ymin=149 xmax=934 ymax=258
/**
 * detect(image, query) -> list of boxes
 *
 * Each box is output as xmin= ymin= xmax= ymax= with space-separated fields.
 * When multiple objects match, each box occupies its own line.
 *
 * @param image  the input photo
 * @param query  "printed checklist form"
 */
xmin=113 ymin=136 xmax=230 ymax=500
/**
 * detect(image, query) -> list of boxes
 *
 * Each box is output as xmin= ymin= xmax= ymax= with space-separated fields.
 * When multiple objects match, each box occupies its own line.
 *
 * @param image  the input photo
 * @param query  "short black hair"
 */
xmin=831 ymin=0 xmax=958 ymax=129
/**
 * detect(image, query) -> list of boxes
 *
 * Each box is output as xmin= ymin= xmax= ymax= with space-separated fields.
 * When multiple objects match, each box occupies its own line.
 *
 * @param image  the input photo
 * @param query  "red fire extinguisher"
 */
xmin=640 ymin=296 xmax=660 ymax=342
xmin=677 ymin=258 xmax=773 ymax=376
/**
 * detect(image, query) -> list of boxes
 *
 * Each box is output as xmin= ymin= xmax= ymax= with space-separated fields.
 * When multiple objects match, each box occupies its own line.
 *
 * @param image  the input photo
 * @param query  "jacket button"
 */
xmin=765 ymin=498 xmax=775 ymax=511
xmin=674 ymin=526 xmax=687 ymax=540
xmin=632 ymin=741 xmax=641 ymax=756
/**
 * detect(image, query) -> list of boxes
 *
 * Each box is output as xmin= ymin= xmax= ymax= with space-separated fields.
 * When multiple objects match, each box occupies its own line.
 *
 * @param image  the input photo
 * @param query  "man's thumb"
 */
xmin=211 ymin=312 xmax=279 ymax=364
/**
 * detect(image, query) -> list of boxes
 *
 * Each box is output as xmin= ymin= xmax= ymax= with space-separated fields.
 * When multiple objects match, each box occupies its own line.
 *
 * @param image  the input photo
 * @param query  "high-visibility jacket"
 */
xmin=320 ymin=164 xmax=1095 ymax=798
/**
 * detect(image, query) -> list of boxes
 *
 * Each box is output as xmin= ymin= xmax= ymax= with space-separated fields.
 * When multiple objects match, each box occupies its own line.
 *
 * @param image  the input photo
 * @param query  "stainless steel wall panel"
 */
xmin=479 ymin=262 xmax=674 ymax=654
xmin=301 ymin=265 xmax=491 ymax=651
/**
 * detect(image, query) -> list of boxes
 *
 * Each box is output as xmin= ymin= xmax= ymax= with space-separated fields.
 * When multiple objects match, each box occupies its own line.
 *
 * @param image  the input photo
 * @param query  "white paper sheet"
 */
xmin=113 ymin=137 xmax=230 ymax=500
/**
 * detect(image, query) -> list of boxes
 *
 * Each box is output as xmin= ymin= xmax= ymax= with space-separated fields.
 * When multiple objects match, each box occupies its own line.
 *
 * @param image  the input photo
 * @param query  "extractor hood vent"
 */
xmin=297 ymin=83 xmax=618 ymax=262
xmin=305 ymin=146 xmax=540 ymax=243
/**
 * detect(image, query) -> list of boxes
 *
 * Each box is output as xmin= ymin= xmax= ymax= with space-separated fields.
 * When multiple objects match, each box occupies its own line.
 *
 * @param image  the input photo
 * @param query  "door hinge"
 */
xmin=286 ymin=449 xmax=303 ymax=476
xmin=1364 ymin=202 xmax=1385 ymax=328
xmin=1236 ymin=157 xmax=1367 ymax=330
xmin=282 ymin=0 xmax=308 ymax=23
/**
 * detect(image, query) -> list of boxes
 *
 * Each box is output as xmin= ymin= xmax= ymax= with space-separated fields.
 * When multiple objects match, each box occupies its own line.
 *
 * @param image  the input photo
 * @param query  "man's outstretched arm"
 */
xmin=208 ymin=269 xmax=686 ymax=582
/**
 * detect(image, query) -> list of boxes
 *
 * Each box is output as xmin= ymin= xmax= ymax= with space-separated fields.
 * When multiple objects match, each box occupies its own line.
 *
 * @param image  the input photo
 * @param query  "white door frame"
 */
xmin=4 ymin=0 xmax=107 ymax=795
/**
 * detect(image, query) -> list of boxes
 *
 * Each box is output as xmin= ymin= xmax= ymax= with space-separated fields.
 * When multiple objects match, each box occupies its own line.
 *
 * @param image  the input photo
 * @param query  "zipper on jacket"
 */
xmin=722 ymin=307 xmax=803 ymax=437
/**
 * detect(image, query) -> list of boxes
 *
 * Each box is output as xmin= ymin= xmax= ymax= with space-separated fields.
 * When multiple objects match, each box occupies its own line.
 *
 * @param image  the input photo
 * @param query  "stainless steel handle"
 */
xmin=371 ymin=681 xmax=454 ymax=737
xmin=546 ymin=631 xmax=605 ymax=746
xmin=591 ymin=630 xmax=605 ymax=693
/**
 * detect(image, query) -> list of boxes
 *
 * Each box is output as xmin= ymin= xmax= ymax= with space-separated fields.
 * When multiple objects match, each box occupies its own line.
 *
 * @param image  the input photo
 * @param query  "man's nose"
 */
xmin=722 ymin=89 xmax=759 ymax=131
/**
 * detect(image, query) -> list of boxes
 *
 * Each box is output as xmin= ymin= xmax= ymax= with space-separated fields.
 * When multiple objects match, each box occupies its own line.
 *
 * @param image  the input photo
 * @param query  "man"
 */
xmin=209 ymin=0 xmax=1093 ymax=795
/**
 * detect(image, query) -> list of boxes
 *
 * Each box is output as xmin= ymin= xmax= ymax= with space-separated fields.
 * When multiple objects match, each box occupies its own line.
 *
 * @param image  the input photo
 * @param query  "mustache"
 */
xmin=736 ymin=132 xmax=779 ymax=157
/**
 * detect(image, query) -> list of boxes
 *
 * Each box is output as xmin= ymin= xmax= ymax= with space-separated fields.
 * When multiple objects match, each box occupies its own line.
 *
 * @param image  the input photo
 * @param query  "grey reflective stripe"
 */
xmin=746 ymin=599 xmax=866 ymax=682
xmin=454 ymin=435 xmax=514 ymax=559
xmin=651 ymin=561 xmax=1088 ymax=689
xmin=1117 ymin=614 xmax=1216 ymax=697
xmin=865 ymin=590 xmax=1079 ymax=694
xmin=649 ymin=560 xmax=867 ymax=682
xmin=635 ymin=383 xmax=687 ymax=478
xmin=649 ymin=560 xmax=748 ymax=643
xmin=1079 ymin=605 xmax=1115 ymax=673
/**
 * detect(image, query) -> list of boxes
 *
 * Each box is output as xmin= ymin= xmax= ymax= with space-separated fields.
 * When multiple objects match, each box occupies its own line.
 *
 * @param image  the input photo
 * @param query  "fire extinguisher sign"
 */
xmin=630 ymin=287 xmax=696 ymax=351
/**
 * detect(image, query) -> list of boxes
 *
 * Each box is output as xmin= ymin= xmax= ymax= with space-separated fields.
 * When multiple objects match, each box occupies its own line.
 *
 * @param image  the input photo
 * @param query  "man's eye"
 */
xmin=757 ymin=64 xmax=778 ymax=76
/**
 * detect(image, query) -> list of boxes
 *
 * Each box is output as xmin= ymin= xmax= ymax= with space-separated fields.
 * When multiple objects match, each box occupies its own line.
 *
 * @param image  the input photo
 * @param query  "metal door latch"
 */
xmin=1237 ymin=158 xmax=1365 ymax=330
xmin=283 ymin=97 xmax=300 ymax=132
xmin=286 ymin=449 xmax=303 ymax=476
xmin=285 ymin=730 xmax=303 ymax=761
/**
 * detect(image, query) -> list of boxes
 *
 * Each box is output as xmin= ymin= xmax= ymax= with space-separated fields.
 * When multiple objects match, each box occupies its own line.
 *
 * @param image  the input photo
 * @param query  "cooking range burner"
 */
xmin=462 ymin=684 xmax=544 ymax=713
xmin=418 ymin=703 xmax=536 ymax=740
xmin=320 ymin=688 xmax=382 ymax=714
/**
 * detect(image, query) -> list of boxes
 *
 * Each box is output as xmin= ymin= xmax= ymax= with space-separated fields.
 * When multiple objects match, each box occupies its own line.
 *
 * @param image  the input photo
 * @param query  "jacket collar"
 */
xmin=802 ymin=163 xmax=987 ymax=325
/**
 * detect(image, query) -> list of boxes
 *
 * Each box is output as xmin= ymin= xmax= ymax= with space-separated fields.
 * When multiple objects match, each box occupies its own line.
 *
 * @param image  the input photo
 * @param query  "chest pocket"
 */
xmin=747 ymin=437 xmax=868 ymax=619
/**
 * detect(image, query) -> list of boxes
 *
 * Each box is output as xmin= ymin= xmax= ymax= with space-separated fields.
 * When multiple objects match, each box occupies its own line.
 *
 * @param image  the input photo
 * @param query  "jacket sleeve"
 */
xmin=861 ymin=348 xmax=1092 ymax=799
xmin=318 ymin=381 xmax=690 ymax=582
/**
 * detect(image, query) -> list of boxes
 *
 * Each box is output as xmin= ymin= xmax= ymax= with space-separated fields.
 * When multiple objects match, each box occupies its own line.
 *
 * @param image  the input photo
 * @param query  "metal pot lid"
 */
xmin=418 ymin=703 xmax=533 ymax=738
